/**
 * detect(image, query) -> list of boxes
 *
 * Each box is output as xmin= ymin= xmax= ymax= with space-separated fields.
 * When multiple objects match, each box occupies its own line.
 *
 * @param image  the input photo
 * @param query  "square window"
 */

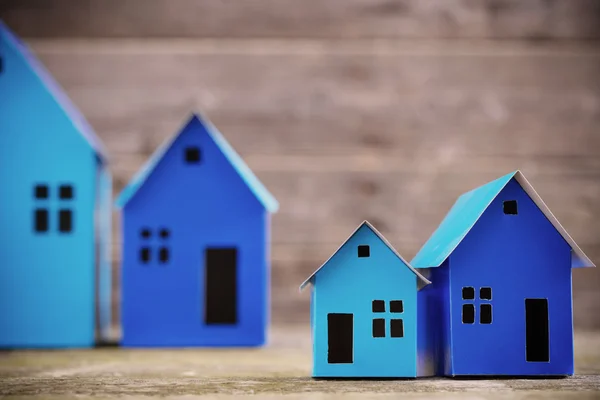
xmin=159 ymin=228 xmax=170 ymax=239
xmin=480 ymin=287 xmax=492 ymax=300
xmin=34 ymin=185 xmax=49 ymax=199
xmin=480 ymin=304 xmax=492 ymax=324
xmin=140 ymin=228 xmax=151 ymax=239
xmin=59 ymin=185 xmax=74 ymax=199
xmin=372 ymin=300 xmax=385 ymax=313
xmin=185 ymin=147 xmax=201 ymax=163
xmin=390 ymin=300 xmax=403 ymax=313
xmin=390 ymin=319 xmax=404 ymax=338
xmin=372 ymin=318 xmax=385 ymax=338
xmin=462 ymin=287 xmax=475 ymax=300
xmin=358 ymin=245 xmax=370 ymax=258
xmin=503 ymin=200 xmax=518 ymax=215
xmin=462 ymin=304 xmax=475 ymax=324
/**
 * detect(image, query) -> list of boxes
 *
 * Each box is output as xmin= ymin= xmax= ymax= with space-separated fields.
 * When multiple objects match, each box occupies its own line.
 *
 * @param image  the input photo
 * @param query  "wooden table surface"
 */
xmin=1 ymin=326 xmax=599 ymax=399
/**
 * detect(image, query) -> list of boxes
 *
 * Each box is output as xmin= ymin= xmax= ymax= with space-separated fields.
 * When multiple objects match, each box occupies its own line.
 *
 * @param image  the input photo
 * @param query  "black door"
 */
xmin=525 ymin=299 xmax=549 ymax=362
xmin=204 ymin=248 xmax=238 ymax=325
xmin=327 ymin=313 xmax=353 ymax=364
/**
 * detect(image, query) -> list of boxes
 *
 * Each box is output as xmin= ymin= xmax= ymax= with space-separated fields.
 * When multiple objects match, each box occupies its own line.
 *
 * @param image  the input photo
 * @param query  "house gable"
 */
xmin=116 ymin=114 xmax=278 ymax=212
xmin=411 ymin=171 xmax=594 ymax=270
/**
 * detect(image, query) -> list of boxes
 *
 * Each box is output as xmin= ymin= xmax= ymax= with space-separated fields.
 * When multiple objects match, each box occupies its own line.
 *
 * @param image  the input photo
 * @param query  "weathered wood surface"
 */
xmin=25 ymin=39 xmax=600 ymax=329
xmin=2 ymin=0 xmax=600 ymax=39
xmin=0 ymin=327 xmax=599 ymax=399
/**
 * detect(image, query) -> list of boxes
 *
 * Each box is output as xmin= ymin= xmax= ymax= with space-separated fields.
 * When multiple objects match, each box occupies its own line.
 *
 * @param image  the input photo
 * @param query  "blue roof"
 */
xmin=411 ymin=170 xmax=595 ymax=269
xmin=300 ymin=220 xmax=430 ymax=291
xmin=0 ymin=20 xmax=108 ymax=163
xmin=116 ymin=113 xmax=279 ymax=213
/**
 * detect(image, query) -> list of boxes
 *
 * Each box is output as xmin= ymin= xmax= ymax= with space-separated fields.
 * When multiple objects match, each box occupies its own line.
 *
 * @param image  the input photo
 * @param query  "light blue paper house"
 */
xmin=414 ymin=171 xmax=595 ymax=377
xmin=0 ymin=21 xmax=112 ymax=348
xmin=300 ymin=221 xmax=430 ymax=378
xmin=116 ymin=113 xmax=278 ymax=347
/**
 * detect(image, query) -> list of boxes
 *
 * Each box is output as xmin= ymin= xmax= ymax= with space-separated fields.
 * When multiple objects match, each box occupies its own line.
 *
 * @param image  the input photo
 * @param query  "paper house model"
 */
xmin=414 ymin=170 xmax=595 ymax=377
xmin=300 ymin=221 xmax=431 ymax=378
xmin=0 ymin=21 xmax=112 ymax=348
xmin=116 ymin=114 xmax=279 ymax=347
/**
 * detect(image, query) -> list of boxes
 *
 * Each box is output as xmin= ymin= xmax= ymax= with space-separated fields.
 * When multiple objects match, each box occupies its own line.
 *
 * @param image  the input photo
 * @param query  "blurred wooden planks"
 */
xmin=2 ymin=0 xmax=600 ymax=39
xmin=28 ymin=39 xmax=600 ymax=328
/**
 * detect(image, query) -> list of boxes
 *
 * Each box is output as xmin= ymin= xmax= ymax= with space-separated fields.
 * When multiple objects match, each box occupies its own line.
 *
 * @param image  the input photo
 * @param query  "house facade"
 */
xmin=0 ymin=21 xmax=112 ymax=348
xmin=301 ymin=221 xmax=430 ymax=378
xmin=413 ymin=171 xmax=595 ymax=376
xmin=117 ymin=114 xmax=278 ymax=347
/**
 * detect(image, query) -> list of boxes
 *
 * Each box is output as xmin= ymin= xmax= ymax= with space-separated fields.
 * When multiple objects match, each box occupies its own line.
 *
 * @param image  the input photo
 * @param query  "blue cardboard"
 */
xmin=300 ymin=221 xmax=430 ymax=378
xmin=413 ymin=170 xmax=595 ymax=376
xmin=0 ymin=21 xmax=112 ymax=348
xmin=116 ymin=113 xmax=279 ymax=347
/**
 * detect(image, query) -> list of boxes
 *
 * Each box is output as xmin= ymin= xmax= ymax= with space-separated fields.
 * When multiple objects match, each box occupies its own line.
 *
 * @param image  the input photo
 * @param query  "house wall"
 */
xmin=448 ymin=178 xmax=573 ymax=375
xmin=313 ymin=225 xmax=418 ymax=377
xmin=121 ymin=120 xmax=268 ymax=346
xmin=0 ymin=35 xmax=98 ymax=346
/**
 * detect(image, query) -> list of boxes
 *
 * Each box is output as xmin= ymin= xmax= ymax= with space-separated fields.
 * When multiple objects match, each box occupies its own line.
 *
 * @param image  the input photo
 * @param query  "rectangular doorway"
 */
xmin=327 ymin=313 xmax=353 ymax=364
xmin=525 ymin=298 xmax=549 ymax=362
xmin=204 ymin=248 xmax=238 ymax=325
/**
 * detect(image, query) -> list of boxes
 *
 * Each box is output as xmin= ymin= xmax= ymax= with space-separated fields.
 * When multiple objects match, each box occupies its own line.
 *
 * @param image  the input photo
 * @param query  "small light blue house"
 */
xmin=300 ymin=221 xmax=431 ymax=378
xmin=0 ymin=21 xmax=112 ymax=348
xmin=414 ymin=171 xmax=595 ymax=377
xmin=117 ymin=113 xmax=278 ymax=347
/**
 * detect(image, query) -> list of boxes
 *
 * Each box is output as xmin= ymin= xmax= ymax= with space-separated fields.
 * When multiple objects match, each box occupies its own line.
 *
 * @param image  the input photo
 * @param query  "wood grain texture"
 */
xmin=2 ymin=0 xmax=600 ymax=39
xmin=25 ymin=39 xmax=600 ymax=329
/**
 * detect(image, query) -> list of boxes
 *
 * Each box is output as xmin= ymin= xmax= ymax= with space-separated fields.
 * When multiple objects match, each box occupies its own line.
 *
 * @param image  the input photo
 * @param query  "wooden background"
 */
xmin=2 ymin=0 xmax=599 ymax=329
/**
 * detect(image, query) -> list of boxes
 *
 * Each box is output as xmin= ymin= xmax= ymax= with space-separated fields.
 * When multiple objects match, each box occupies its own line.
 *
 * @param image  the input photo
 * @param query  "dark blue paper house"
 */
xmin=0 ymin=21 xmax=112 ymax=348
xmin=116 ymin=114 xmax=279 ymax=347
xmin=300 ymin=221 xmax=430 ymax=378
xmin=414 ymin=170 xmax=595 ymax=377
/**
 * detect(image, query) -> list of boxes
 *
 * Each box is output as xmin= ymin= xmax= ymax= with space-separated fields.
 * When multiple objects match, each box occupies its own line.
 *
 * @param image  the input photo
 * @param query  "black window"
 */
xmin=372 ymin=300 xmax=385 ymax=312
xmin=58 ymin=209 xmax=73 ymax=232
xmin=34 ymin=184 xmax=49 ymax=199
xmin=462 ymin=304 xmax=475 ymax=324
xmin=504 ymin=200 xmax=518 ymax=215
xmin=0 ymin=56 xmax=3 ymax=73
xmin=480 ymin=304 xmax=492 ymax=324
xmin=159 ymin=228 xmax=170 ymax=239
xmin=480 ymin=287 xmax=492 ymax=300
xmin=390 ymin=319 xmax=404 ymax=338
xmin=372 ymin=318 xmax=385 ymax=338
xmin=390 ymin=300 xmax=403 ymax=313
xmin=185 ymin=146 xmax=201 ymax=163
xmin=59 ymin=185 xmax=74 ymax=199
xmin=159 ymin=247 xmax=170 ymax=264
xmin=357 ymin=245 xmax=370 ymax=258
xmin=140 ymin=247 xmax=151 ymax=263
xmin=34 ymin=209 xmax=49 ymax=232
xmin=140 ymin=228 xmax=151 ymax=238
xmin=462 ymin=287 xmax=475 ymax=300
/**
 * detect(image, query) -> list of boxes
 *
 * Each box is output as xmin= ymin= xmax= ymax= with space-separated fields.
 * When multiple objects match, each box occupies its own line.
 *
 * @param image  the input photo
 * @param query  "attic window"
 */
xmin=503 ymin=200 xmax=518 ymax=215
xmin=185 ymin=146 xmax=201 ymax=164
xmin=358 ymin=245 xmax=370 ymax=258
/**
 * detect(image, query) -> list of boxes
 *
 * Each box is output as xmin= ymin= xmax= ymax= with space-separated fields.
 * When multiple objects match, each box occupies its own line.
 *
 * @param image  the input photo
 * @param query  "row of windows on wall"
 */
xmin=373 ymin=318 xmax=404 ymax=338
xmin=372 ymin=300 xmax=403 ymax=313
xmin=34 ymin=209 xmax=73 ymax=233
xmin=140 ymin=247 xmax=170 ymax=264
xmin=462 ymin=287 xmax=492 ymax=300
xmin=35 ymin=184 xmax=74 ymax=199
xmin=140 ymin=228 xmax=170 ymax=239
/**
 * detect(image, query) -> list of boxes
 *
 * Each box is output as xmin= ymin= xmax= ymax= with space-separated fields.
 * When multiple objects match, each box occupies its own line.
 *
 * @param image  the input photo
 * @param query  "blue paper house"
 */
xmin=414 ymin=171 xmax=595 ymax=377
xmin=116 ymin=114 xmax=279 ymax=347
xmin=300 ymin=221 xmax=431 ymax=378
xmin=0 ymin=21 xmax=112 ymax=348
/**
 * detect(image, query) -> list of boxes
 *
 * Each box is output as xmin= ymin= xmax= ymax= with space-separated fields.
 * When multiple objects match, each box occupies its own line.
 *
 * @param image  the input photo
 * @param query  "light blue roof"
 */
xmin=300 ymin=220 xmax=430 ymax=291
xmin=116 ymin=113 xmax=279 ymax=213
xmin=411 ymin=170 xmax=595 ymax=269
xmin=0 ymin=20 xmax=108 ymax=163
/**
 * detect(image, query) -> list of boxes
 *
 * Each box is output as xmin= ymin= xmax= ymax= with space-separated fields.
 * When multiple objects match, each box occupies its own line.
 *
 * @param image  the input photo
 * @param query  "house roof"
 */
xmin=411 ymin=170 xmax=595 ymax=269
xmin=299 ymin=220 xmax=431 ymax=291
xmin=0 ymin=20 xmax=108 ymax=163
xmin=115 ymin=113 xmax=279 ymax=212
